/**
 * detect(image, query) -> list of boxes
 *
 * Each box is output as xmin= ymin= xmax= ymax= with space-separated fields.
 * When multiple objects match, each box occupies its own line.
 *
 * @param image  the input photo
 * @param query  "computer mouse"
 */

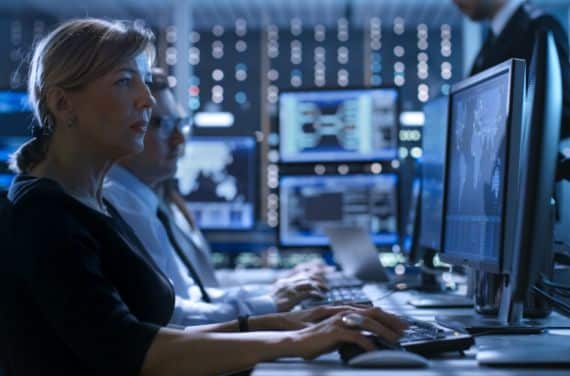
xmin=348 ymin=350 xmax=430 ymax=368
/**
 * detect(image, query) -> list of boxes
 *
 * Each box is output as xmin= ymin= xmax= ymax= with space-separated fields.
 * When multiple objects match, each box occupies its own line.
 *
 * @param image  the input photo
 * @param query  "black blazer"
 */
xmin=470 ymin=3 xmax=570 ymax=141
xmin=0 ymin=176 xmax=175 ymax=376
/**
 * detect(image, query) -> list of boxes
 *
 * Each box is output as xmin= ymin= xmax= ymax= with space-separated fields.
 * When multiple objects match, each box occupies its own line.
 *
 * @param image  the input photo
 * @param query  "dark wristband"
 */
xmin=238 ymin=315 xmax=250 ymax=332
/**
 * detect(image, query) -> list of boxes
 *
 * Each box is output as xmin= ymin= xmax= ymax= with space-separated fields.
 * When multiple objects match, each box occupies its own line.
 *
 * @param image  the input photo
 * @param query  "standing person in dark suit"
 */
xmin=453 ymin=0 xmax=570 ymax=141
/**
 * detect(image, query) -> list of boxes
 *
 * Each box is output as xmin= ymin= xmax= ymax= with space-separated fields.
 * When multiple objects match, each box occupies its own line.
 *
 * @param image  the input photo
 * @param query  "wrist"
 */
xmin=249 ymin=314 xmax=282 ymax=331
xmin=238 ymin=315 xmax=250 ymax=332
xmin=257 ymin=331 xmax=298 ymax=362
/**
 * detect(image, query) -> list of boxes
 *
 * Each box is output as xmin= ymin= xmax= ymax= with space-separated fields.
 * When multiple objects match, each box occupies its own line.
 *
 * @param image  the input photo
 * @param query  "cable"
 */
xmin=372 ymin=290 xmax=397 ymax=302
xmin=533 ymin=286 xmax=570 ymax=318
xmin=542 ymin=278 xmax=570 ymax=292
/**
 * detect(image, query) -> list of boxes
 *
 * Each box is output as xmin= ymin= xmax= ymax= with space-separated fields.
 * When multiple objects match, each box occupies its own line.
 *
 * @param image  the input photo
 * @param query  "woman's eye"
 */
xmin=116 ymin=77 xmax=131 ymax=87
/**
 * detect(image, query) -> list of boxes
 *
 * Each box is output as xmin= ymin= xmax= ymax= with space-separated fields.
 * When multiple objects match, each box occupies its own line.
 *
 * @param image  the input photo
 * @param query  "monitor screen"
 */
xmin=279 ymin=88 xmax=398 ymax=163
xmin=279 ymin=174 xmax=399 ymax=247
xmin=402 ymin=178 xmax=421 ymax=256
xmin=176 ymin=137 xmax=256 ymax=230
xmin=0 ymin=137 xmax=27 ymax=189
xmin=443 ymin=71 xmax=510 ymax=268
xmin=0 ymin=90 xmax=33 ymax=190
xmin=419 ymin=96 xmax=449 ymax=252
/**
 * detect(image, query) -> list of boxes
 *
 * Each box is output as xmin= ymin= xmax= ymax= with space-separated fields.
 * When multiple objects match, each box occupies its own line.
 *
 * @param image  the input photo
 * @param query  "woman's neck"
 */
xmin=31 ymin=135 xmax=114 ymax=210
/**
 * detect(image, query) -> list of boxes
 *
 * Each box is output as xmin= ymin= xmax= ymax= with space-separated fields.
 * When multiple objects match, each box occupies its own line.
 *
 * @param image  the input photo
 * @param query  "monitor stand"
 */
xmin=435 ymin=275 xmax=544 ymax=334
xmin=407 ymin=250 xmax=475 ymax=309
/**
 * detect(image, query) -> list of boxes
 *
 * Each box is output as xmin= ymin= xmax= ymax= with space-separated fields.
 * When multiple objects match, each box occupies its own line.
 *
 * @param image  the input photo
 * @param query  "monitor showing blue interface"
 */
xmin=279 ymin=174 xmax=399 ymax=247
xmin=443 ymin=72 xmax=510 ymax=266
xmin=176 ymin=137 xmax=256 ymax=230
xmin=419 ymin=96 xmax=449 ymax=251
xmin=0 ymin=90 xmax=33 ymax=189
xmin=402 ymin=178 xmax=421 ymax=255
xmin=279 ymin=88 xmax=398 ymax=163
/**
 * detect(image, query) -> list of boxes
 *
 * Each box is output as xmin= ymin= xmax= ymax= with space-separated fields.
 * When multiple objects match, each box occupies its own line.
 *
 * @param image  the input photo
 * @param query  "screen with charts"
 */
xmin=176 ymin=137 xmax=255 ymax=230
xmin=444 ymin=73 xmax=510 ymax=265
xmin=420 ymin=96 xmax=449 ymax=252
xmin=0 ymin=90 xmax=33 ymax=190
xmin=279 ymin=174 xmax=399 ymax=247
xmin=279 ymin=88 xmax=398 ymax=163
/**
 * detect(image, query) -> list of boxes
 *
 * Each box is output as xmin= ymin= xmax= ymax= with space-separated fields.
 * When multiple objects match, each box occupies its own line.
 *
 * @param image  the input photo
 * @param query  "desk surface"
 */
xmin=252 ymin=284 xmax=570 ymax=376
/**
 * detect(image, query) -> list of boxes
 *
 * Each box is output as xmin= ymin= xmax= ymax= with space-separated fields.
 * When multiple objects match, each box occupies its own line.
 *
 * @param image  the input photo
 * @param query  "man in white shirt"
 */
xmin=104 ymin=68 xmax=327 ymax=326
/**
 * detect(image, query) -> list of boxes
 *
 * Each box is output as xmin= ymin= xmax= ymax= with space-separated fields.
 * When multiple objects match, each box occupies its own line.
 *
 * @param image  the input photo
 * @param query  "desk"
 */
xmin=252 ymin=284 xmax=570 ymax=376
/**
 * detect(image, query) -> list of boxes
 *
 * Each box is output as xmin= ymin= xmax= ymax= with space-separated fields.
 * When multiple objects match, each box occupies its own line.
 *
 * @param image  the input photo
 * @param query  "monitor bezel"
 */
xmin=440 ymin=59 xmax=526 ymax=274
xmin=176 ymin=135 xmax=257 ymax=231
xmin=277 ymin=85 xmax=401 ymax=164
xmin=277 ymin=172 xmax=400 ymax=250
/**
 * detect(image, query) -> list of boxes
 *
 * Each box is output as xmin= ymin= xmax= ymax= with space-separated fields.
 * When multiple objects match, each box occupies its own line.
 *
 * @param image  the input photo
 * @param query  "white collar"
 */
xmin=491 ymin=0 xmax=525 ymax=37
xmin=106 ymin=165 xmax=160 ymax=214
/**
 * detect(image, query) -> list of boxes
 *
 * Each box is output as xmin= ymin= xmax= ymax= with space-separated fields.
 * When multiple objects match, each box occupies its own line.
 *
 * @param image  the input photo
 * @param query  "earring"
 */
xmin=67 ymin=116 xmax=77 ymax=128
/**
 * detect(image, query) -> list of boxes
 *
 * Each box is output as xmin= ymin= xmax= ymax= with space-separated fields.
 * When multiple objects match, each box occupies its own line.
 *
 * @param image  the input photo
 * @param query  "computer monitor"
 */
xmin=402 ymin=178 xmax=421 ymax=260
xmin=506 ymin=30 xmax=562 ymax=321
xmin=279 ymin=174 xmax=399 ymax=247
xmin=279 ymin=87 xmax=399 ymax=163
xmin=441 ymin=59 xmax=526 ymax=275
xmin=435 ymin=59 xmax=537 ymax=333
xmin=175 ymin=136 xmax=256 ymax=230
xmin=419 ymin=96 xmax=449 ymax=255
xmin=0 ymin=90 xmax=33 ymax=190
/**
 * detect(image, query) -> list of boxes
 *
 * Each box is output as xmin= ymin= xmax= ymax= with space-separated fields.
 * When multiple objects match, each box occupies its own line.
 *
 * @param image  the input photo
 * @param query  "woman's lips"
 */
xmin=129 ymin=121 xmax=148 ymax=134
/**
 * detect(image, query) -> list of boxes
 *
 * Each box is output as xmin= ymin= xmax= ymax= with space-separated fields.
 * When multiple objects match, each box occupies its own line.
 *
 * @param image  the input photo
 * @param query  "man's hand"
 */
xmin=270 ymin=276 xmax=328 ymax=312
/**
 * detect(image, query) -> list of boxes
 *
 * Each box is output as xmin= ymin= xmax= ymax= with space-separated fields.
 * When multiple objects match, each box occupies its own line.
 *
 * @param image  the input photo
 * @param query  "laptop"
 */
xmin=324 ymin=225 xmax=390 ymax=283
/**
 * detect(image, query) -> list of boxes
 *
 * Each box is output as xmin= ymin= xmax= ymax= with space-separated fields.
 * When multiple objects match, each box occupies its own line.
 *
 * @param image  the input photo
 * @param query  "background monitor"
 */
xmin=402 ymin=178 xmax=421 ymax=260
xmin=176 ymin=136 xmax=256 ymax=230
xmin=419 ymin=96 xmax=449 ymax=253
xmin=442 ymin=59 xmax=526 ymax=274
xmin=279 ymin=174 xmax=399 ymax=247
xmin=0 ymin=90 xmax=33 ymax=190
xmin=279 ymin=87 xmax=399 ymax=163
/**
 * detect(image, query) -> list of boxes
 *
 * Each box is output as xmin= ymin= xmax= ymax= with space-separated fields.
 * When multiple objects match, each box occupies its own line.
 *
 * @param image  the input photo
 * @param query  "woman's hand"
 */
xmin=249 ymin=305 xmax=375 ymax=331
xmin=284 ymin=307 xmax=408 ymax=360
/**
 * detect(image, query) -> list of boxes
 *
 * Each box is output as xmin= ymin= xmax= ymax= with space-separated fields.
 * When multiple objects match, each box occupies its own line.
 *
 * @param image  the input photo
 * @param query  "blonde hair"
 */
xmin=10 ymin=18 xmax=155 ymax=173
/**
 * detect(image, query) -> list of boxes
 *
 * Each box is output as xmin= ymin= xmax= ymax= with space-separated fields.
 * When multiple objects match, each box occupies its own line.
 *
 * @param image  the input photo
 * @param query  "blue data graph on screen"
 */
xmin=0 ymin=90 xmax=33 ymax=190
xmin=279 ymin=174 xmax=399 ymax=247
xmin=444 ymin=73 xmax=509 ymax=265
xmin=0 ymin=91 xmax=31 ymax=114
xmin=176 ymin=137 xmax=255 ymax=230
xmin=279 ymin=88 xmax=398 ymax=163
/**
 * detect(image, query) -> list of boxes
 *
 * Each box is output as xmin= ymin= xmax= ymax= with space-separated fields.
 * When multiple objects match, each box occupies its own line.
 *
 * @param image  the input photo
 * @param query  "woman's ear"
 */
xmin=45 ymin=87 xmax=73 ymax=125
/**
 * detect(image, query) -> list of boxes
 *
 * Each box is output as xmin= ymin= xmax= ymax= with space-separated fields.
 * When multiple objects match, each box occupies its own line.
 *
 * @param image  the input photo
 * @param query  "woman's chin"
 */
xmin=114 ymin=139 xmax=145 ymax=159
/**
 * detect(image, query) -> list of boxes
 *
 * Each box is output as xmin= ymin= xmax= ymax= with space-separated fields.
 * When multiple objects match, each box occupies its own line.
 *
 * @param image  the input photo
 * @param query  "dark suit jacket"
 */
xmin=470 ymin=3 xmax=570 ymax=142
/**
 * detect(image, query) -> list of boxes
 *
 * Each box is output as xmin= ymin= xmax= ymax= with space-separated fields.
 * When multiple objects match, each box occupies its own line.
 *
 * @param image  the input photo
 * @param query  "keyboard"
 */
xmin=339 ymin=317 xmax=474 ymax=361
xmin=325 ymin=274 xmax=364 ymax=289
xmin=300 ymin=286 xmax=372 ymax=309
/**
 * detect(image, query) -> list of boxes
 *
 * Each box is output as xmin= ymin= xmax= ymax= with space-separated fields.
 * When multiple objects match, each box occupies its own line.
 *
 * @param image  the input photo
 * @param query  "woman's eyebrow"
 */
xmin=115 ymin=67 xmax=138 ymax=75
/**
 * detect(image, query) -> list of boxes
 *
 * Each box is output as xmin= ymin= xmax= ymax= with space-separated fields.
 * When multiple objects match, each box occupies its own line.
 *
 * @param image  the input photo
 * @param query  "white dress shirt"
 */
xmin=491 ymin=0 xmax=525 ymax=37
xmin=103 ymin=166 xmax=276 ymax=326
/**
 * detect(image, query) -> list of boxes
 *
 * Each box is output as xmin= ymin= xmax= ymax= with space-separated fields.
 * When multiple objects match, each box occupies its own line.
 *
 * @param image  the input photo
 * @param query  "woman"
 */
xmin=0 ymin=18 xmax=406 ymax=375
